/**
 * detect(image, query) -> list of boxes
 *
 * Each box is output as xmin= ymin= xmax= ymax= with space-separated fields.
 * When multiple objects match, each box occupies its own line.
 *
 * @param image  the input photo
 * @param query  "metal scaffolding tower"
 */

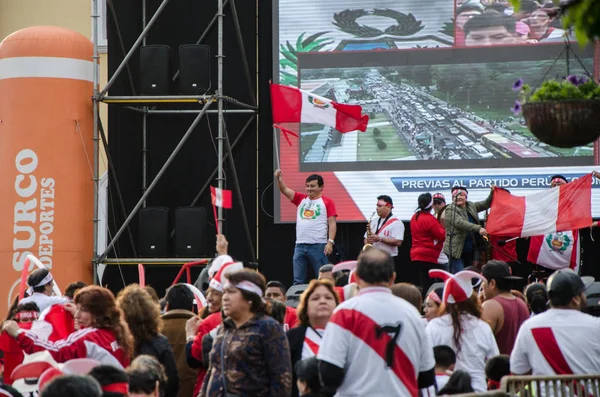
xmin=91 ymin=0 xmax=258 ymax=282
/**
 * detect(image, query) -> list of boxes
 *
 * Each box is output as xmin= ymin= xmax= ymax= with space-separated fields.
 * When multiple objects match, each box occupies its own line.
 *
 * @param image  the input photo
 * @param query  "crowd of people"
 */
xmin=456 ymin=0 xmax=566 ymax=46
xmin=0 ymin=168 xmax=599 ymax=396
xmin=0 ymin=242 xmax=598 ymax=397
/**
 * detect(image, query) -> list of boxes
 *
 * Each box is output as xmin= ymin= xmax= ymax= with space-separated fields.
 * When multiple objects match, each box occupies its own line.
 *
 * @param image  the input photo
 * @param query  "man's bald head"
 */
xmin=356 ymin=248 xmax=395 ymax=286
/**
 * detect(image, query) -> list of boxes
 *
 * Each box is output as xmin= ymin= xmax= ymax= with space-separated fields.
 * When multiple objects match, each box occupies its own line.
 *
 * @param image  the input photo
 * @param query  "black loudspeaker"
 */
xmin=178 ymin=44 xmax=211 ymax=94
xmin=174 ymin=207 xmax=207 ymax=257
xmin=140 ymin=45 xmax=171 ymax=95
xmin=138 ymin=207 xmax=169 ymax=257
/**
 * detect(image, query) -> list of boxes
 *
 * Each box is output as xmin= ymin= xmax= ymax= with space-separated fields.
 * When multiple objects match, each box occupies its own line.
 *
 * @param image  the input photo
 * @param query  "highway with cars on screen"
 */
xmin=361 ymin=71 xmax=557 ymax=161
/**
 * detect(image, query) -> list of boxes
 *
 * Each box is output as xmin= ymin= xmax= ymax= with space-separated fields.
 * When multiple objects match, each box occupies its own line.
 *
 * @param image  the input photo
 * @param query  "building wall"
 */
xmin=0 ymin=0 xmax=109 ymax=174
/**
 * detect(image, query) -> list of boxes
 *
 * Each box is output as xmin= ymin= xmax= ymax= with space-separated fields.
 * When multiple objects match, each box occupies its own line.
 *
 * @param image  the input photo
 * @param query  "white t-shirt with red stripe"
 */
xmin=301 ymin=327 xmax=323 ymax=359
xmin=511 ymin=308 xmax=600 ymax=376
xmin=292 ymin=193 xmax=337 ymax=244
xmin=426 ymin=313 xmax=499 ymax=393
xmin=317 ymin=287 xmax=435 ymax=397
xmin=363 ymin=215 xmax=405 ymax=257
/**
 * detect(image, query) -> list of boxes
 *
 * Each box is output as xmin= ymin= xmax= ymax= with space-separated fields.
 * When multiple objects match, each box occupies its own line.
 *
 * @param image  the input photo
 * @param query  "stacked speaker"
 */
xmin=138 ymin=207 xmax=207 ymax=257
xmin=140 ymin=44 xmax=211 ymax=95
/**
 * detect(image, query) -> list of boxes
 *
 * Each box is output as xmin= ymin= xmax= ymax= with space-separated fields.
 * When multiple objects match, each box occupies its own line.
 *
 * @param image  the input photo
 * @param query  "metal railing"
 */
xmin=450 ymin=374 xmax=600 ymax=397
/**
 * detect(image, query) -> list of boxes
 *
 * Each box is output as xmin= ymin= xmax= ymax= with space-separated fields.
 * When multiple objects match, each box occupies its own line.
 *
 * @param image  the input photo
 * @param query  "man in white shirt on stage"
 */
xmin=318 ymin=248 xmax=436 ymax=397
xmin=275 ymin=169 xmax=337 ymax=285
xmin=511 ymin=269 xmax=600 ymax=377
xmin=363 ymin=195 xmax=405 ymax=279
xmin=19 ymin=268 xmax=68 ymax=313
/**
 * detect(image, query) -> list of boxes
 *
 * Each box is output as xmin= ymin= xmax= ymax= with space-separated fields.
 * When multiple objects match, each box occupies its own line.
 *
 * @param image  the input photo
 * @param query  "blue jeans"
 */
xmin=293 ymin=243 xmax=329 ymax=285
xmin=449 ymin=257 xmax=465 ymax=274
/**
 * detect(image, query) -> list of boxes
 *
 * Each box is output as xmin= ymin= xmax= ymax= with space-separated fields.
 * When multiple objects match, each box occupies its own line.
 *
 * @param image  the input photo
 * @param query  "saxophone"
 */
xmin=363 ymin=211 xmax=377 ymax=251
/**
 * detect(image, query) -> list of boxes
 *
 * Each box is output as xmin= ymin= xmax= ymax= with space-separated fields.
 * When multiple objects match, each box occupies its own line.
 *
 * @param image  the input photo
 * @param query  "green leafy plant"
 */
xmin=511 ymin=75 xmax=600 ymax=114
xmin=510 ymin=0 xmax=600 ymax=45
xmin=279 ymin=32 xmax=333 ymax=86
xmin=439 ymin=18 xmax=455 ymax=37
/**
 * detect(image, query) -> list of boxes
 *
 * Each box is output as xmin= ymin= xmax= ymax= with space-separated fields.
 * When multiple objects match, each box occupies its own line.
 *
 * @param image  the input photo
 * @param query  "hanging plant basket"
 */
xmin=521 ymin=100 xmax=600 ymax=148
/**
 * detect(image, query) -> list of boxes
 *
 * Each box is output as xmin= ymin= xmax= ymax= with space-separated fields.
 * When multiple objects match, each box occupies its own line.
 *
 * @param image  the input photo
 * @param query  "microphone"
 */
xmin=498 ymin=237 xmax=519 ymax=246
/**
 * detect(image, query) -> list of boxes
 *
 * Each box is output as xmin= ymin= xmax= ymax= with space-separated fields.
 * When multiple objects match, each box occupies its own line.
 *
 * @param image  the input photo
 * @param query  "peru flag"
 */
xmin=210 ymin=186 xmax=232 ymax=209
xmin=486 ymin=174 xmax=592 ymax=237
xmin=527 ymin=230 xmax=579 ymax=271
xmin=270 ymin=83 xmax=369 ymax=133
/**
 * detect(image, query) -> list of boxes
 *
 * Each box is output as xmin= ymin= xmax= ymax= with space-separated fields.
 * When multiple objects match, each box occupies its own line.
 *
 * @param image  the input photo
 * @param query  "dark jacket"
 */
xmin=137 ymin=334 xmax=180 ymax=397
xmin=287 ymin=326 xmax=308 ymax=397
xmin=161 ymin=309 xmax=199 ymax=397
xmin=202 ymin=315 xmax=292 ymax=397
xmin=443 ymin=191 xmax=493 ymax=259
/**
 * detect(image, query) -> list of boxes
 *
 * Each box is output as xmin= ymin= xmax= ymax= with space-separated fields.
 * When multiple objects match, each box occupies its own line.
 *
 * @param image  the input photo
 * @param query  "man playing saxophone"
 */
xmin=363 ymin=195 xmax=404 ymax=273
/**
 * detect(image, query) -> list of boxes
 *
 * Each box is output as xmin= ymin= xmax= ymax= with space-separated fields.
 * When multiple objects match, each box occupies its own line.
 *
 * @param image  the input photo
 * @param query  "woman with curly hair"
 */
xmin=287 ymin=279 xmax=339 ymax=396
xmin=116 ymin=284 xmax=179 ymax=397
xmin=425 ymin=270 xmax=498 ymax=393
xmin=1 ymin=286 xmax=132 ymax=368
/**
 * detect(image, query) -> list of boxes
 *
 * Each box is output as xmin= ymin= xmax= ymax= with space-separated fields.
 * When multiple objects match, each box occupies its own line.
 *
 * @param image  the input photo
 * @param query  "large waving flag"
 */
xmin=486 ymin=174 xmax=592 ymax=237
xmin=270 ymin=83 xmax=369 ymax=135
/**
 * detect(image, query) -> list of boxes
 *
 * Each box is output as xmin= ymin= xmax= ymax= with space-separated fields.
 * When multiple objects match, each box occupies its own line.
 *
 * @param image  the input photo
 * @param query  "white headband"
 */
xmin=223 ymin=279 xmax=263 ymax=297
xmin=27 ymin=273 xmax=53 ymax=295
xmin=425 ymin=198 xmax=434 ymax=210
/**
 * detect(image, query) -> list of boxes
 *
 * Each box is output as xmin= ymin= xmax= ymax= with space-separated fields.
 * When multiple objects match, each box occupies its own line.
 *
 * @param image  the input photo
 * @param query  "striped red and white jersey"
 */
xmin=318 ymin=287 xmax=435 ymax=397
xmin=16 ymin=326 xmax=129 ymax=368
xmin=301 ymin=327 xmax=323 ymax=359
xmin=511 ymin=308 xmax=600 ymax=376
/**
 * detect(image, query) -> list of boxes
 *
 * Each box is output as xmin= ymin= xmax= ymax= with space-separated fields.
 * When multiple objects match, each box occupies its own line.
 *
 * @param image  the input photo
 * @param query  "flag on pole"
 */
xmin=486 ymin=174 xmax=592 ymax=237
xmin=270 ymin=83 xmax=369 ymax=134
xmin=210 ymin=186 xmax=232 ymax=209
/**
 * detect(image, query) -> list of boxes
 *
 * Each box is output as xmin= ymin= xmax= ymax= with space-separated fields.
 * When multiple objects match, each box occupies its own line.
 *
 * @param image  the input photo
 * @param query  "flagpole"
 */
xmin=273 ymin=128 xmax=281 ymax=170
xmin=212 ymin=204 xmax=220 ymax=234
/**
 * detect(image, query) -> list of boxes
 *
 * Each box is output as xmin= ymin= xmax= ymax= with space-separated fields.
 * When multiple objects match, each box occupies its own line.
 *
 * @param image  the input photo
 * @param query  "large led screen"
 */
xmin=274 ymin=0 xmax=600 ymax=222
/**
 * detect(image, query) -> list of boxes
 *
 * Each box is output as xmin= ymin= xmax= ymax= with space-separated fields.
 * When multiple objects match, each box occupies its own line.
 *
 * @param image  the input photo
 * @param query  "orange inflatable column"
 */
xmin=0 ymin=26 xmax=94 ymax=317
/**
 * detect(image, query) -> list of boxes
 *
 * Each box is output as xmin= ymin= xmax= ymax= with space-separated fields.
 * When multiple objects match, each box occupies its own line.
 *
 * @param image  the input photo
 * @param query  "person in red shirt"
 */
xmin=265 ymin=281 xmax=298 ymax=330
xmin=410 ymin=193 xmax=447 ymax=295
xmin=1 ymin=286 xmax=132 ymax=368
xmin=0 ymin=302 xmax=40 ymax=384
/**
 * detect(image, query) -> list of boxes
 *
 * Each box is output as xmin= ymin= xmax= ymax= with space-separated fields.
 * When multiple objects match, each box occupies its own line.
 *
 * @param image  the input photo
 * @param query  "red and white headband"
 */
xmin=427 ymin=290 xmax=442 ymax=305
xmin=451 ymin=189 xmax=468 ymax=199
xmin=551 ymin=177 xmax=567 ymax=185
xmin=14 ymin=311 xmax=39 ymax=322
xmin=377 ymin=200 xmax=393 ymax=208
xmin=27 ymin=272 xmax=53 ymax=295
xmin=223 ymin=279 xmax=263 ymax=297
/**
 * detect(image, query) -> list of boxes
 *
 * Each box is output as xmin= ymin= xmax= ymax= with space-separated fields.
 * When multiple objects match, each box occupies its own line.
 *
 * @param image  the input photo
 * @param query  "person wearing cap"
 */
xmin=364 ymin=195 xmax=405 ymax=280
xmin=275 ymin=170 xmax=337 ymax=285
xmin=480 ymin=260 xmax=530 ymax=355
xmin=511 ymin=269 xmax=600 ymax=377
xmin=318 ymin=249 xmax=436 ymax=397
xmin=410 ymin=193 xmax=446 ymax=295
xmin=202 ymin=269 xmax=292 ymax=397
xmin=18 ymin=269 xmax=68 ymax=313
xmin=443 ymin=185 xmax=494 ymax=273
xmin=432 ymin=193 xmax=446 ymax=220
xmin=425 ymin=269 xmax=499 ymax=393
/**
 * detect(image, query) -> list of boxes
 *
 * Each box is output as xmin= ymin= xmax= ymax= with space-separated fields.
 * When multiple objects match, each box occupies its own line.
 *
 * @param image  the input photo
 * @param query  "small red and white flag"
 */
xmin=210 ymin=186 xmax=232 ymax=209
xmin=486 ymin=174 xmax=592 ymax=237
xmin=270 ymin=83 xmax=369 ymax=134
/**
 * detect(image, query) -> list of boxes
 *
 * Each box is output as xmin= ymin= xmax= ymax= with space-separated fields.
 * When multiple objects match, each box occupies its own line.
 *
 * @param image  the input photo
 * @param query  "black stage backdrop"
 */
xmin=105 ymin=0 xmax=600 ymax=297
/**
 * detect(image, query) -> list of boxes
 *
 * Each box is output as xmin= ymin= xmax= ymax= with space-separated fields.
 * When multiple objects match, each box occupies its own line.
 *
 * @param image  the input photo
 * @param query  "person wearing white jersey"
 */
xmin=275 ymin=169 xmax=337 ymax=285
xmin=19 ymin=268 xmax=68 ymax=313
xmin=363 ymin=195 xmax=404 ymax=257
xmin=511 ymin=269 xmax=600 ymax=377
xmin=425 ymin=269 xmax=499 ymax=393
xmin=317 ymin=248 xmax=436 ymax=397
